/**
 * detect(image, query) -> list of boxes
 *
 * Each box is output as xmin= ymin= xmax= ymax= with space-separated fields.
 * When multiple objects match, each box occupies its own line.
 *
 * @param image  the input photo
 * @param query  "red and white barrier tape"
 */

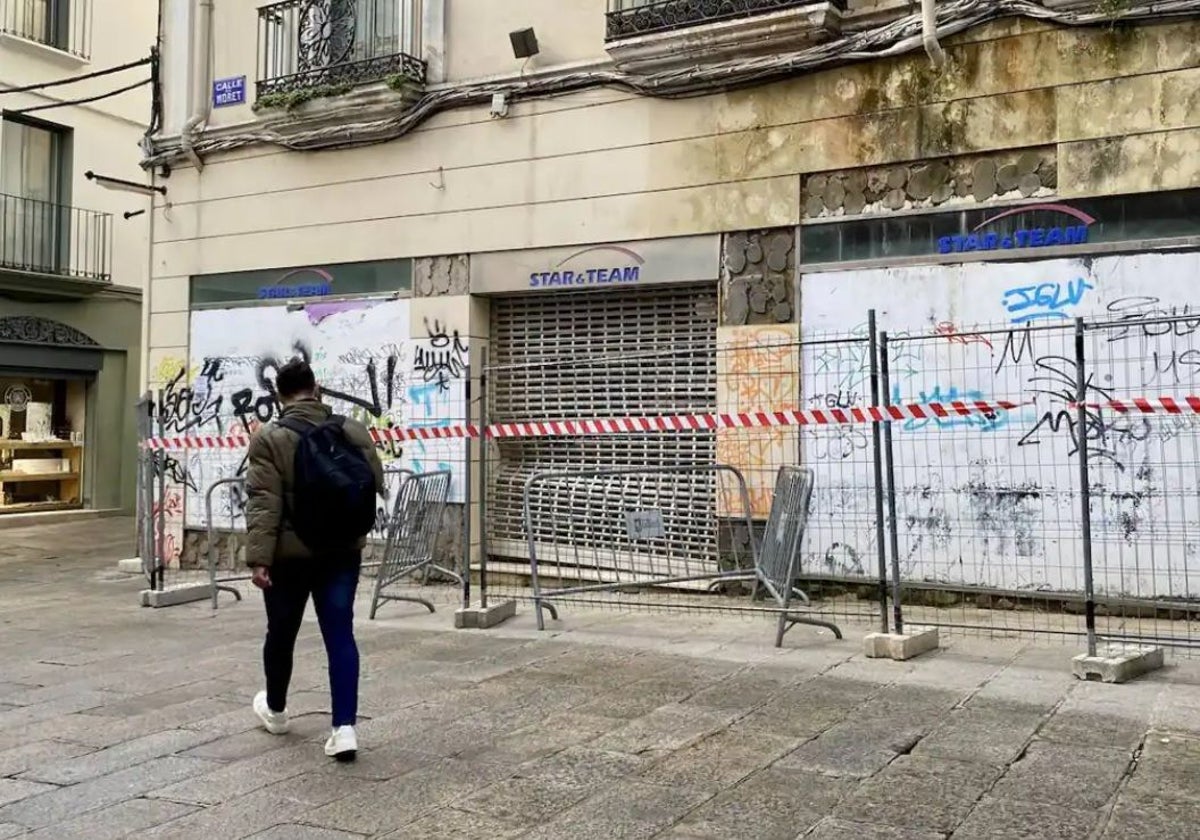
xmin=482 ymin=401 xmax=1025 ymax=439
xmin=1072 ymin=396 xmax=1200 ymax=414
xmin=140 ymin=400 xmax=1024 ymax=450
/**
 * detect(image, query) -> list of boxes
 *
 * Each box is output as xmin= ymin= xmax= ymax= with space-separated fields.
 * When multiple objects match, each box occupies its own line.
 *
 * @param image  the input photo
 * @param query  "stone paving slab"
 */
xmin=833 ymin=755 xmax=998 ymax=835
xmin=137 ymin=772 xmax=373 ymax=840
xmin=246 ymin=827 xmax=368 ymax=840
xmin=804 ymin=818 xmax=946 ymax=840
xmin=379 ymin=806 xmax=526 ymax=840
xmin=1099 ymin=795 xmax=1200 ymax=840
xmin=1 ymin=517 xmax=1200 ymax=839
xmin=19 ymin=728 xmax=215 ymax=785
xmin=20 ymin=797 xmax=198 ymax=840
xmin=986 ymin=740 xmax=1132 ymax=810
xmin=0 ymin=781 xmax=54 ymax=810
xmin=147 ymin=740 xmax=344 ymax=806
xmin=949 ymin=796 xmax=1102 ymax=840
xmin=521 ymin=779 xmax=715 ymax=840
xmin=0 ymin=741 xmax=95 ymax=779
xmin=0 ymin=755 xmax=221 ymax=829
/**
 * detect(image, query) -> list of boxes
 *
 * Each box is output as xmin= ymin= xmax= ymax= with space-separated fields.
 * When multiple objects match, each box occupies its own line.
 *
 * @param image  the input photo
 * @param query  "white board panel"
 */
xmin=801 ymin=251 xmax=1200 ymax=599
xmin=164 ymin=299 xmax=467 ymax=535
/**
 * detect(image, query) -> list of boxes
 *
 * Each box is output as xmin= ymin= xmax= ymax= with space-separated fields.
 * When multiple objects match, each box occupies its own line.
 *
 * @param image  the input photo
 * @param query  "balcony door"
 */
xmin=5 ymin=0 xmax=70 ymax=50
xmin=296 ymin=0 xmax=403 ymax=71
xmin=0 ymin=116 xmax=67 ymax=275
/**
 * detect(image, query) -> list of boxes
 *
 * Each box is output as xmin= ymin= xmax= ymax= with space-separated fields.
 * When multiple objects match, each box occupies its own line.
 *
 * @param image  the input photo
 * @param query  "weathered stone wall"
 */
xmin=721 ymin=229 xmax=797 ymax=326
xmin=802 ymin=147 xmax=1058 ymax=219
xmin=413 ymin=255 xmax=469 ymax=297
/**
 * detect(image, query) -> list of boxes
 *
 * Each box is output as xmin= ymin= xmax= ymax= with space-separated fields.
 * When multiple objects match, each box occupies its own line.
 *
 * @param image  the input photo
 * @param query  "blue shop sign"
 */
xmin=937 ymin=203 xmax=1095 ymax=255
xmin=212 ymin=76 xmax=246 ymax=108
xmin=257 ymin=268 xmax=334 ymax=299
xmin=529 ymin=245 xmax=646 ymax=288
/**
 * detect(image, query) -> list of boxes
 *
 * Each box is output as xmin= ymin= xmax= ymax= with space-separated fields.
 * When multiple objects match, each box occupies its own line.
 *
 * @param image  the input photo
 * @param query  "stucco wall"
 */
xmin=0 ymin=0 xmax=155 ymax=292
xmin=443 ymin=0 xmax=607 ymax=81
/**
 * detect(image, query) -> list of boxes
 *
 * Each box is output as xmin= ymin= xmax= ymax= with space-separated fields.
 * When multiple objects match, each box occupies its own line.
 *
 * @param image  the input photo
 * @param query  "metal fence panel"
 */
xmin=757 ymin=466 xmax=815 ymax=606
xmin=796 ymin=329 xmax=889 ymax=627
xmin=756 ymin=466 xmax=842 ymax=643
xmin=205 ymin=477 xmax=249 ymax=609
xmin=482 ymin=325 xmax=887 ymax=631
xmin=516 ymin=463 xmax=842 ymax=645
xmin=370 ymin=469 xmax=455 ymax=619
xmin=881 ymin=321 xmax=1092 ymax=640
xmin=520 ymin=464 xmax=756 ymax=624
xmin=135 ymin=394 xmax=156 ymax=586
xmin=1080 ymin=313 xmax=1200 ymax=651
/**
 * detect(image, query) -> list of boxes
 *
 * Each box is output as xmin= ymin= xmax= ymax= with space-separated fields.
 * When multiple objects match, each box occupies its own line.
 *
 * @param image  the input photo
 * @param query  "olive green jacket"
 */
xmin=244 ymin=399 xmax=385 ymax=568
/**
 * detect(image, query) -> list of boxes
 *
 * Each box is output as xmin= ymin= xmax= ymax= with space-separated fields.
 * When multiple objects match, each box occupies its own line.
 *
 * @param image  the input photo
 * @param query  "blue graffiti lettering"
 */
xmin=406 ymin=381 xmax=456 ymax=477
xmin=1002 ymin=277 xmax=1094 ymax=324
xmin=893 ymin=385 xmax=1008 ymax=432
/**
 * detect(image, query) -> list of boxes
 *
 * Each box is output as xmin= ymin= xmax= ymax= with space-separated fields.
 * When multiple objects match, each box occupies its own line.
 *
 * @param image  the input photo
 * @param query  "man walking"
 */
xmin=245 ymin=359 xmax=386 ymax=761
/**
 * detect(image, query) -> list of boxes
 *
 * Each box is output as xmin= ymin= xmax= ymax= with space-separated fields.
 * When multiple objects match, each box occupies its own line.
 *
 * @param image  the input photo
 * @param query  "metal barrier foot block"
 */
xmin=863 ymin=626 xmax=940 ymax=661
xmin=454 ymin=600 xmax=517 ymax=629
xmin=1072 ymin=645 xmax=1164 ymax=684
xmin=139 ymin=584 xmax=215 ymax=608
xmin=117 ymin=558 xmax=144 ymax=575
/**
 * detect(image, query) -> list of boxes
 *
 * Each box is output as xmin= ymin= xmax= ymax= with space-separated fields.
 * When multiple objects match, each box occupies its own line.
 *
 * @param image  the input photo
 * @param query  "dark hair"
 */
xmin=274 ymin=359 xmax=317 ymax=399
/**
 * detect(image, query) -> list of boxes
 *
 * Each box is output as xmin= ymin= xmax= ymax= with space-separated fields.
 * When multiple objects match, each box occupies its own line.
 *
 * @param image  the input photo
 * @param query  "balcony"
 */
xmin=0 ymin=193 xmax=112 ymax=300
xmin=605 ymin=0 xmax=845 ymax=72
xmin=256 ymin=0 xmax=426 ymax=104
xmin=0 ymin=0 xmax=91 ymax=60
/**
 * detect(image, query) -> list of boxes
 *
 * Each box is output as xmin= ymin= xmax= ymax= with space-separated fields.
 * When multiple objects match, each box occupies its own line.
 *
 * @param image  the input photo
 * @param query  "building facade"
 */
xmin=145 ymin=0 xmax=1200 ymax=577
xmin=0 ymin=0 xmax=155 ymax=518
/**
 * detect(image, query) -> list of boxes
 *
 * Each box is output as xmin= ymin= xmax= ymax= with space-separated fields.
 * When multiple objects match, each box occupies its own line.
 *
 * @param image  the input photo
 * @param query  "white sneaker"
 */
xmin=324 ymin=725 xmax=357 ymax=762
xmin=253 ymin=690 xmax=290 ymax=735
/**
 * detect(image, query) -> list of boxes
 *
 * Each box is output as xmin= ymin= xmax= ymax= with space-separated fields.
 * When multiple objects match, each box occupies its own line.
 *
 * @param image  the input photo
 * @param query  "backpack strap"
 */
xmin=276 ymin=416 xmax=314 ymax=436
xmin=278 ymin=415 xmax=346 ymax=435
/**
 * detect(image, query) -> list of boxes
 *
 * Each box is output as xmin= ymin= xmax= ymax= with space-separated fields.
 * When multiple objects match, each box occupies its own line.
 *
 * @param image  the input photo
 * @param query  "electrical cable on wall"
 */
xmin=0 ymin=56 xmax=151 ymax=96
xmin=11 ymin=79 xmax=152 ymax=115
xmin=142 ymin=0 xmax=1200 ymax=167
xmin=146 ymin=46 xmax=164 ymax=140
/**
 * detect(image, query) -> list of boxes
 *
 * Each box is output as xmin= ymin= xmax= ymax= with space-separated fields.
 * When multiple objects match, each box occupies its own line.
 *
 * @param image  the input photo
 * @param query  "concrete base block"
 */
xmin=863 ymin=626 xmax=940 ymax=661
xmin=139 ymin=584 xmax=214 ymax=608
xmin=455 ymin=600 xmax=517 ymax=629
xmin=1073 ymin=644 xmax=1164 ymax=684
xmin=117 ymin=558 xmax=145 ymax=575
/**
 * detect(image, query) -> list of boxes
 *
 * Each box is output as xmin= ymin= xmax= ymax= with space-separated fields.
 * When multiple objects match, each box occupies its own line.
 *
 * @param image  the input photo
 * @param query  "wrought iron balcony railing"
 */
xmin=0 ymin=0 xmax=90 ymax=59
xmin=257 ymin=0 xmax=426 ymax=99
xmin=0 ymin=193 xmax=112 ymax=284
xmin=606 ymin=0 xmax=845 ymax=41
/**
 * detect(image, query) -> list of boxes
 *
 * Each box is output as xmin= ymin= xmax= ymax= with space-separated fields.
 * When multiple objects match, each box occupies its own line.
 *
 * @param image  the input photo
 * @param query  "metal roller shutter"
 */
xmin=487 ymin=284 xmax=719 ymax=563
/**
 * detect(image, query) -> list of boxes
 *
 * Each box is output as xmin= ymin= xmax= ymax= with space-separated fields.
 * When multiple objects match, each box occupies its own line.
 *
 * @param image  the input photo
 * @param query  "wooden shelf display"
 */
xmin=0 ymin=440 xmax=83 ymax=513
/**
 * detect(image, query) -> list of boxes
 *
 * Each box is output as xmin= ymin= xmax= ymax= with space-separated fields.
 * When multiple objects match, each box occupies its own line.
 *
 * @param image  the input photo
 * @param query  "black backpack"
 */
xmin=276 ymin=415 xmax=378 ymax=554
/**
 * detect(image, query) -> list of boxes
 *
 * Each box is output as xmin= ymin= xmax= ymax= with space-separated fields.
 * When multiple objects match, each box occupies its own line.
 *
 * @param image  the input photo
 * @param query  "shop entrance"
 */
xmin=484 ymin=283 xmax=719 ymax=562
xmin=0 ymin=316 xmax=102 ymax=515
xmin=0 ymin=373 xmax=88 ymax=513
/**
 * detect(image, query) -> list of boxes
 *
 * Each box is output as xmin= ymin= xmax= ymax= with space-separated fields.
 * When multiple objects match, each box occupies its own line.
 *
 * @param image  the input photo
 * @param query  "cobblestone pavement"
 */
xmin=2 ymin=517 xmax=1200 ymax=839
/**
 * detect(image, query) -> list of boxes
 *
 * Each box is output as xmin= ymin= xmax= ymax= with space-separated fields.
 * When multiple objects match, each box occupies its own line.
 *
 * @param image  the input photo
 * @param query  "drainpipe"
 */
xmin=921 ymin=0 xmax=946 ymax=67
xmin=180 ymin=0 xmax=214 ymax=170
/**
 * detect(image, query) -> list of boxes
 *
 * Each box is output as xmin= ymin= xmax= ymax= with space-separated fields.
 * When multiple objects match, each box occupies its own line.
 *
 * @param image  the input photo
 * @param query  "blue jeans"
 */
xmin=262 ymin=554 xmax=360 ymax=727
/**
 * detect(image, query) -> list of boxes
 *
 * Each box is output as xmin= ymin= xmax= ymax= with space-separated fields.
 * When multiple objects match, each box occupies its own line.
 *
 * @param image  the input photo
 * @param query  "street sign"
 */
xmin=212 ymin=76 xmax=246 ymax=108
